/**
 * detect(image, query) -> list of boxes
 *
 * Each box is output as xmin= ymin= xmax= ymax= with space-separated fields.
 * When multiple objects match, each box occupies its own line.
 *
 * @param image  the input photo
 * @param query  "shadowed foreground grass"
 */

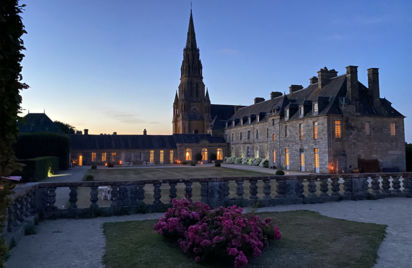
xmin=103 ymin=210 xmax=386 ymax=268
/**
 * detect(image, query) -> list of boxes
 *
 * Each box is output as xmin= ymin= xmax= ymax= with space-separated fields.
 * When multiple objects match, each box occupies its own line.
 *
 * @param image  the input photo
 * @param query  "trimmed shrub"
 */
xmin=84 ymin=175 xmax=94 ymax=181
xmin=234 ymin=157 xmax=242 ymax=164
xmin=17 ymin=156 xmax=59 ymax=181
xmin=215 ymin=161 xmax=221 ymax=167
xmin=154 ymin=199 xmax=281 ymax=267
xmin=275 ymin=170 xmax=285 ymax=175
xmin=241 ymin=158 xmax=249 ymax=165
xmin=225 ymin=157 xmax=234 ymax=164
xmin=210 ymin=153 xmax=217 ymax=161
xmin=195 ymin=153 xmax=202 ymax=162
xmin=14 ymin=133 xmax=70 ymax=170
xmin=91 ymin=164 xmax=97 ymax=169
xmin=259 ymin=159 xmax=269 ymax=168
xmin=251 ymin=158 xmax=261 ymax=166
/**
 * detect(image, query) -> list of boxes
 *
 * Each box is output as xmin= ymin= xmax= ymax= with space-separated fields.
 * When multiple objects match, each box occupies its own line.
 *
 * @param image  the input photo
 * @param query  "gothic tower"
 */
xmin=173 ymin=10 xmax=211 ymax=134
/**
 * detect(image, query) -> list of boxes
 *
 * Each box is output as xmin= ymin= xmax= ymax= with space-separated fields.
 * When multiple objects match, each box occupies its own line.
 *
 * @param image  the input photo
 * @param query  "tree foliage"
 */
xmin=0 ymin=1 xmax=27 ymax=265
xmin=54 ymin=120 xmax=75 ymax=134
xmin=406 ymin=143 xmax=412 ymax=172
xmin=0 ymin=0 xmax=27 ymax=177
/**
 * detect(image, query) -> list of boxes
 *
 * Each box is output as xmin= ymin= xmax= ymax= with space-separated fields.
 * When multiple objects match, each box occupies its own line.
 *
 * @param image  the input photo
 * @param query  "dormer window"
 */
xmin=313 ymin=102 xmax=319 ymax=115
xmin=285 ymin=109 xmax=289 ymax=120
xmin=299 ymin=106 xmax=304 ymax=118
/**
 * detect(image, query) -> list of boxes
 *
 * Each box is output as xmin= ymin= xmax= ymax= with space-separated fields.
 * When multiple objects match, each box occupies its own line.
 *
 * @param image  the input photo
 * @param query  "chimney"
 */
xmin=346 ymin=65 xmax=359 ymax=103
xmin=368 ymin=68 xmax=379 ymax=102
xmin=317 ymin=67 xmax=337 ymax=89
xmin=254 ymin=97 xmax=265 ymax=104
xmin=84 ymin=129 xmax=88 ymax=135
xmin=270 ymin=91 xmax=282 ymax=99
xmin=143 ymin=129 xmax=147 ymax=135
xmin=289 ymin=85 xmax=303 ymax=95
xmin=309 ymin=76 xmax=318 ymax=85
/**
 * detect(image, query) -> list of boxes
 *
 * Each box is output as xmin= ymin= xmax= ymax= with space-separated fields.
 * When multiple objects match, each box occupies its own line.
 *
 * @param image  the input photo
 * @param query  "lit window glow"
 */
xmin=217 ymin=148 xmax=223 ymax=160
xmin=170 ymin=150 xmax=174 ymax=164
xmin=185 ymin=148 xmax=192 ymax=161
xmin=160 ymin=150 xmax=164 ymax=164
xmin=390 ymin=122 xmax=396 ymax=136
xmin=150 ymin=150 xmax=155 ymax=163
xmin=313 ymin=122 xmax=318 ymax=140
xmin=334 ymin=120 xmax=342 ymax=138
xmin=201 ymin=148 xmax=208 ymax=161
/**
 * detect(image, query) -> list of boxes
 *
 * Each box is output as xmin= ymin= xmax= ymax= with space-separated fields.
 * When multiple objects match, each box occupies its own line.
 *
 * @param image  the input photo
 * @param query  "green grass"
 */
xmin=103 ymin=210 xmax=386 ymax=268
xmin=85 ymin=166 xmax=268 ymax=181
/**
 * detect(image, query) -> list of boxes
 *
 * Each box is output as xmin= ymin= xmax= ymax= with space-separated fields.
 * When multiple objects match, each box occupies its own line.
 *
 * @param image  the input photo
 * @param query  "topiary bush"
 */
xmin=234 ymin=157 xmax=242 ymax=164
xmin=241 ymin=158 xmax=249 ymax=165
xmin=275 ymin=170 xmax=285 ymax=175
xmin=252 ymin=158 xmax=261 ymax=166
xmin=259 ymin=159 xmax=269 ymax=168
xmin=154 ymin=199 xmax=281 ymax=267
xmin=215 ymin=161 xmax=221 ymax=167
xmin=14 ymin=133 xmax=70 ymax=170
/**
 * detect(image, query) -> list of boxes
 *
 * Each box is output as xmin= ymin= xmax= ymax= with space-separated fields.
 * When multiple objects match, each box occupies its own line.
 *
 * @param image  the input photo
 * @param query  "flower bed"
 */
xmin=154 ymin=199 xmax=281 ymax=267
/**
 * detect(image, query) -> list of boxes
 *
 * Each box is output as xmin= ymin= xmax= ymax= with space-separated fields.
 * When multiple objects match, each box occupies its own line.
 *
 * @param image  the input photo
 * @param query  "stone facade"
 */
xmin=225 ymin=67 xmax=406 ymax=173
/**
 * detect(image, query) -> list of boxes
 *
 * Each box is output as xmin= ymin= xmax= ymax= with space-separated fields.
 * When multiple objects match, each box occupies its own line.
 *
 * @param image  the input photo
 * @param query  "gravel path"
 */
xmin=6 ymin=198 xmax=412 ymax=268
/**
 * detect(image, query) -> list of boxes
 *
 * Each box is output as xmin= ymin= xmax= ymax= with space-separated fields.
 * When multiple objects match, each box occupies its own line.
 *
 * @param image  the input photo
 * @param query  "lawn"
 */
xmin=85 ymin=166 xmax=268 ymax=181
xmin=103 ymin=210 xmax=386 ymax=268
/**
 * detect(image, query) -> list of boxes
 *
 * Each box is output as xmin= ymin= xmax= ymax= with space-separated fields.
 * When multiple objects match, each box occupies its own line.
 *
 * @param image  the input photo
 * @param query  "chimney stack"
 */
xmin=270 ymin=91 xmax=282 ymax=99
xmin=289 ymin=85 xmax=303 ymax=95
xmin=84 ymin=129 xmax=88 ymax=135
xmin=368 ymin=68 xmax=379 ymax=102
xmin=309 ymin=76 xmax=318 ymax=85
xmin=317 ymin=67 xmax=338 ymax=89
xmin=346 ymin=65 xmax=359 ymax=103
xmin=143 ymin=129 xmax=147 ymax=135
xmin=254 ymin=97 xmax=265 ymax=104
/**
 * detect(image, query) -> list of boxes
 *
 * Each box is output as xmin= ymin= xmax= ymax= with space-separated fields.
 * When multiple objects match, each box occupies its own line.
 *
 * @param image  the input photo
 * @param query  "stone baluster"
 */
xmin=235 ymin=180 xmax=244 ymax=202
xmin=276 ymin=178 xmax=288 ymax=204
xmin=169 ymin=181 xmax=177 ymax=201
xmin=371 ymin=176 xmax=381 ymax=198
xmin=153 ymin=182 xmax=163 ymax=210
xmin=295 ymin=179 xmax=304 ymax=200
xmin=263 ymin=178 xmax=271 ymax=204
xmin=90 ymin=186 xmax=99 ymax=213
xmin=331 ymin=177 xmax=340 ymax=199
xmin=69 ymin=186 xmax=78 ymax=210
xmin=110 ymin=186 xmax=119 ymax=213
xmin=392 ymin=176 xmax=401 ymax=196
xmin=129 ymin=185 xmax=138 ymax=208
xmin=307 ymin=178 xmax=317 ymax=202
xmin=136 ymin=184 xmax=145 ymax=203
xmin=200 ymin=182 xmax=208 ymax=204
xmin=343 ymin=178 xmax=352 ymax=200
xmin=320 ymin=178 xmax=329 ymax=200
xmin=184 ymin=181 xmax=192 ymax=200
xmin=44 ymin=187 xmax=56 ymax=218
xmin=249 ymin=179 xmax=258 ymax=203
xmin=219 ymin=181 xmax=229 ymax=205
xmin=381 ymin=176 xmax=390 ymax=196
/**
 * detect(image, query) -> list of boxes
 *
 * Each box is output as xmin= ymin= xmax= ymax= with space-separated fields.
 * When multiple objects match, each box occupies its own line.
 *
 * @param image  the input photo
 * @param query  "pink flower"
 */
xmin=200 ymin=239 xmax=211 ymax=247
xmin=194 ymin=256 xmax=201 ymax=262
xmin=234 ymin=251 xmax=248 ymax=267
xmin=227 ymin=247 xmax=238 ymax=256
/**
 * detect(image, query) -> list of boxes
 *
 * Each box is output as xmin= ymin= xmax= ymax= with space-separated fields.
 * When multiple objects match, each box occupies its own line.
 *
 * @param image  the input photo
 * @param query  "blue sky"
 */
xmin=20 ymin=0 xmax=412 ymax=141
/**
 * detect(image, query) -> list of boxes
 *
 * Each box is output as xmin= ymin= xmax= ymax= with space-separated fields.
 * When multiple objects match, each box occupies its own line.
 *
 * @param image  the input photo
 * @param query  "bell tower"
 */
xmin=173 ymin=10 xmax=211 ymax=134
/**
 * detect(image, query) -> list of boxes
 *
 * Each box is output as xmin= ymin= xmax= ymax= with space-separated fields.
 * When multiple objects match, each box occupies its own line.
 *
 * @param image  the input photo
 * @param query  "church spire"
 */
xmin=186 ymin=10 xmax=197 ymax=49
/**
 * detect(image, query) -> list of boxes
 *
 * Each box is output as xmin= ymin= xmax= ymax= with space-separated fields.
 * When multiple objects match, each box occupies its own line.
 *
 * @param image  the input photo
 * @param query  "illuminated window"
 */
xmin=170 ymin=150 xmax=174 ymax=163
xmin=78 ymin=155 xmax=83 ymax=166
xmin=313 ymin=122 xmax=318 ymax=139
xmin=314 ymin=148 xmax=319 ymax=173
xmin=111 ymin=152 xmax=116 ymax=161
xmin=217 ymin=148 xmax=223 ymax=160
xmin=201 ymin=148 xmax=208 ymax=161
xmin=285 ymin=148 xmax=290 ymax=170
xmin=185 ymin=148 xmax=192 ymax=161
xmin=365 ymin=122 xmax=371 ymax=136
xmin=150 ymin=150 xmax=155 ymax=163
xmin=299 ymin=124 xmax=303 ymax=140
xmin=300 ymin=150 xmax=305 ymax=172
xmin=91 ymin=152 xmax=96 ymax=162
xmin=313 ymin=102 xmax=319 ymax=114
xmin=273 ymin=150 xmax=276 ymax=163
xmin=272 ymin=133 xmax=275 ymax=142
xmin=390 ymin=122 xmax=396 ymax=136
xmin=334 ymin=120 xmax=342 ymax=138
xmin=101 ymin=152 xmax=106 ymax=162
xmin=160 ymin=150 xmax=164 ymax=164
xmin=285 ymin=125 xmax=288 ymax=137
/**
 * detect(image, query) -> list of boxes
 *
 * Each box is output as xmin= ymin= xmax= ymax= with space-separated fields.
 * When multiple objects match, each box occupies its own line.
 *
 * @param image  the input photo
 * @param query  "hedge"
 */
xmin=14 ymin=133 xmax=70 ymax=170
xmin=17 ymin=156 xmax=59 ymax=181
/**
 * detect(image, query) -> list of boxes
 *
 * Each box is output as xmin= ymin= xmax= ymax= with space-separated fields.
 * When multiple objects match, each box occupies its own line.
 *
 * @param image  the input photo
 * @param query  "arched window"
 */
xmin=217 ymin=148 xmax=223 ymax=160
xmin=185 ymin=148 xmax=192 ymax=161
xmin=201 ymin=148 xmax=208 ymax=161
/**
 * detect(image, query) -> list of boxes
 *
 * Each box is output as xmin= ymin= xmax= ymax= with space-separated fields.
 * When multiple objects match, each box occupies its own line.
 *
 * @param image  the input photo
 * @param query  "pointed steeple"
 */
xmin=205 ymin=88 xmax=210 ymax=102
xmin=174 ymin=91 xmax=179 ymax=104
xmin=186 ymin=10 xmax=197 ymax=49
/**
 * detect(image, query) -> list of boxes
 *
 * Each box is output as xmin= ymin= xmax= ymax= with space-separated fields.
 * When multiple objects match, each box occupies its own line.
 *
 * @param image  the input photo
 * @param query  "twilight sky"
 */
xmin=20 ymin=0 xmax=412 ymax=141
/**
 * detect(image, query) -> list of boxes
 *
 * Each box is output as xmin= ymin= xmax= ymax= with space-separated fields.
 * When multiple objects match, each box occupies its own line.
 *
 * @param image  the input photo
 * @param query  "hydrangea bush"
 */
xmin=154 ymin=199 xmax=281 ymax=267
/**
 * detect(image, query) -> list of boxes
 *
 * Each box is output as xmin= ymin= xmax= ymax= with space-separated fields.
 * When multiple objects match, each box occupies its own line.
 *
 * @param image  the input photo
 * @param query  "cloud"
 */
xmin=217 ymin=48 xmax=239 ymax=56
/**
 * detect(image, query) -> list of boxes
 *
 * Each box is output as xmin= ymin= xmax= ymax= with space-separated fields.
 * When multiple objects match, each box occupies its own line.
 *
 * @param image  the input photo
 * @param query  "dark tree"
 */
xmin=406 ymin=143 xmax=412 ymax=172
xmin=0 ymin=0 xmax=27 ymax=177
xmin=0 ymin=1 xmax=27 ymax=265
xmin=54 ymin=121 xmax=75 ymax=134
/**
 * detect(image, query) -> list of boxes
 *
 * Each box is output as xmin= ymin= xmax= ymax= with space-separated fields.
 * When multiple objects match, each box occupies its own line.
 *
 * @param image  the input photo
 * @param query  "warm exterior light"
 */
xmin=119 ymin=160 xmax=122 ymax=165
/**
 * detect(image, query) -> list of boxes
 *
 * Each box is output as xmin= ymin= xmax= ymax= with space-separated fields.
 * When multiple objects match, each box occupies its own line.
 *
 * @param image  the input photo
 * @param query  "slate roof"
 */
xmin=210 ymin=104 xmax=245 ymax=130
xmin=70 ymin=134 xmax=225 ymax=151
xmin=18 ymin=113 xmax=61 ymax=133
xmin=228 ymin=74 xmax=403 ymax=123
